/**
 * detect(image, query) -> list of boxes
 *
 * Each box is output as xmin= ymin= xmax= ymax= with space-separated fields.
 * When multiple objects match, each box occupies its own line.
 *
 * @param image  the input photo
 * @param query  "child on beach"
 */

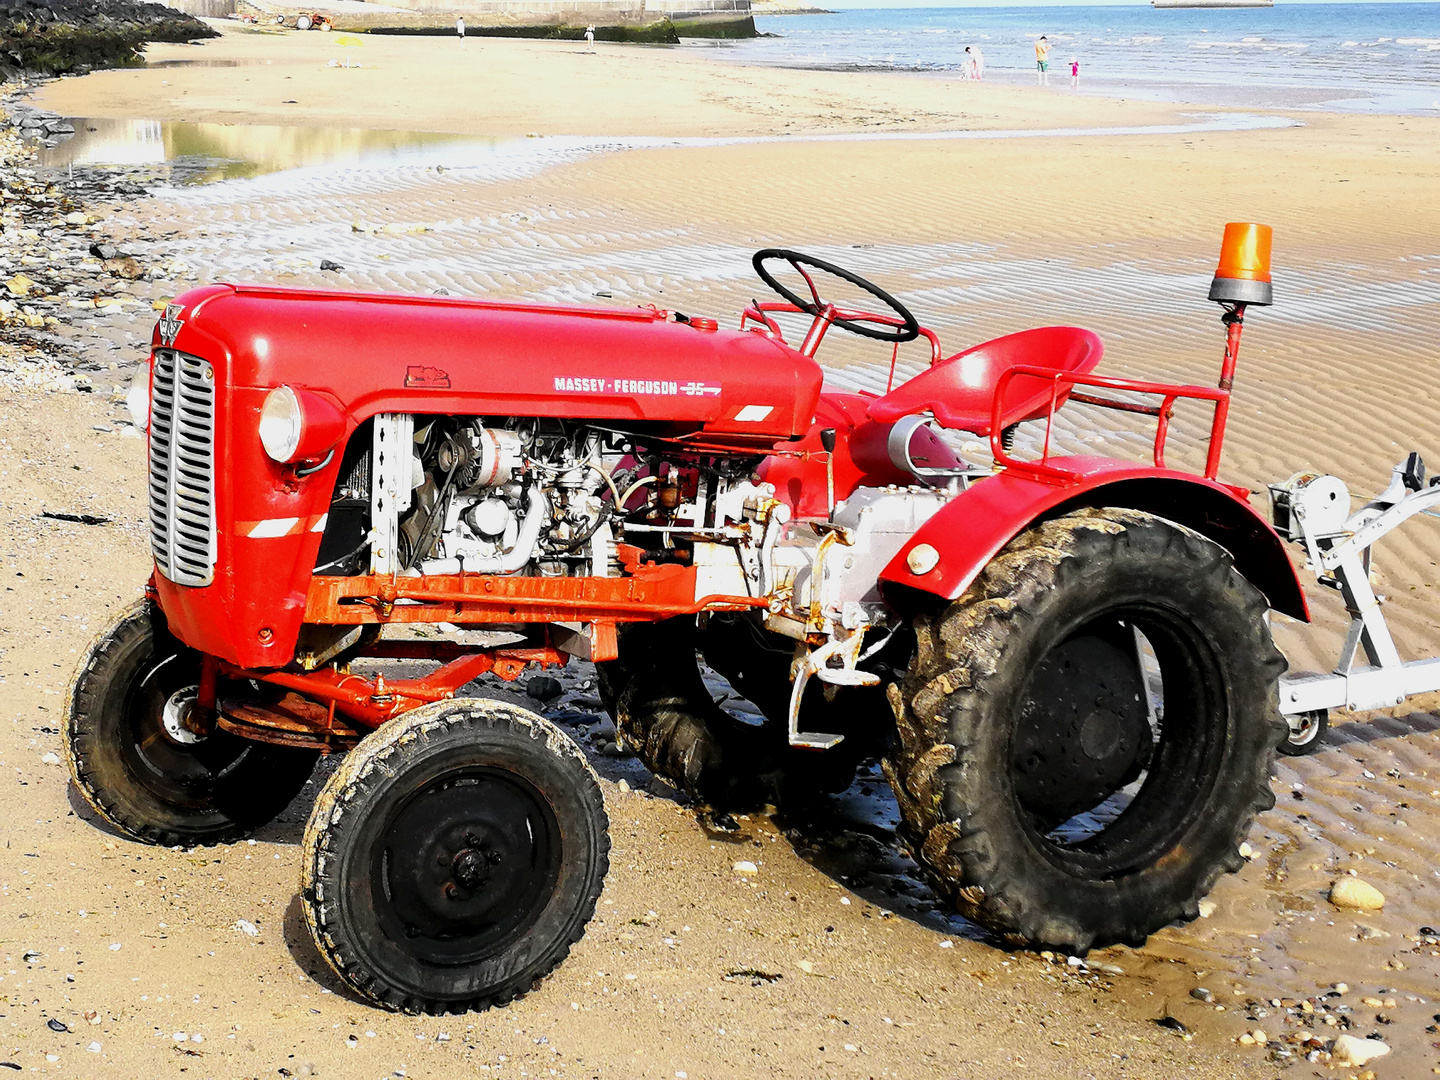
xmin=1070 ymin=59 xmax=1080 ymax=88
xmin=1035 ymin=36 xmax=1051 ymax=86
xmin=584 ymin=24 xmax=595 ymax=49
xmin=966 ymin=45 xmax=984 ymax=80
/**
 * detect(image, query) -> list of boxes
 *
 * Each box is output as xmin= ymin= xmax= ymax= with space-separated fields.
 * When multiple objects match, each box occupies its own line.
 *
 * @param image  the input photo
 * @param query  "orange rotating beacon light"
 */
xmin=1209 ymin=222 xmax=1273 ymax=307
xmin=1202 ymin=222 xmax=1272 ymax=474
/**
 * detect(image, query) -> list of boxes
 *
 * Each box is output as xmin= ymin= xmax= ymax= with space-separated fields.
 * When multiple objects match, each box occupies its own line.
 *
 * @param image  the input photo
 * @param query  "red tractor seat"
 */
xmin=867 ymin=326 xmax=1104 ymax=435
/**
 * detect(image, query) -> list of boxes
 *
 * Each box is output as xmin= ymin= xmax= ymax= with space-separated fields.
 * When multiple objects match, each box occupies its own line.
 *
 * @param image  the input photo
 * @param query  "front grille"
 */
xmin=148 ymin=349 xmax=216 ymax=587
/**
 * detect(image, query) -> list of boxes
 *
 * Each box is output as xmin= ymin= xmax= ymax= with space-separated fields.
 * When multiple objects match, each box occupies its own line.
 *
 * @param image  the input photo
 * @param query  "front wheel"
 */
xmin=301 ymin=699 xmax=610 ymax=1013
xmin=885 ymin=508 xmax=1286 ymax=953
xmin=66 ymin=600 xmax=319 ymax=847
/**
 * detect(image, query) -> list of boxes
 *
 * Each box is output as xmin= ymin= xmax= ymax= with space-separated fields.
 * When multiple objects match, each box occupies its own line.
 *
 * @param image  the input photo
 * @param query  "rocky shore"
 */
xmin=0 ymin=96 xmax=196 ymax=398
xmin=1 ymin=0 xmax=215 ymax=79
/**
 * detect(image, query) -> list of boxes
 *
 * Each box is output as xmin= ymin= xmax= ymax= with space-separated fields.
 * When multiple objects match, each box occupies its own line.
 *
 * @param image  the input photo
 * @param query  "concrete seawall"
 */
xmin=168 ymin=0 xmax=754 ymax=37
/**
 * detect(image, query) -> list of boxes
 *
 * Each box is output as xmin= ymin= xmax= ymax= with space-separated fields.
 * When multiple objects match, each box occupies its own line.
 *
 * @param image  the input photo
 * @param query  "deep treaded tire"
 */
xmin=596 ymin=618 xmax=780 ymax=807
xmin=885 ymin=508 xmax=1287 ymax=953
xmin=301 ymin=699 xmax=609 ymax=1014
xmin=66 ymin=599 xmax=319 ymax=847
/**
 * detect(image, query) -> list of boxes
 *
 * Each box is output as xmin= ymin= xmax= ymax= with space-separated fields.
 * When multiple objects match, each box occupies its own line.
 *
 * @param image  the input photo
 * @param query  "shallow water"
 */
xmin=36 ymin=118 xmax=474 ymax=183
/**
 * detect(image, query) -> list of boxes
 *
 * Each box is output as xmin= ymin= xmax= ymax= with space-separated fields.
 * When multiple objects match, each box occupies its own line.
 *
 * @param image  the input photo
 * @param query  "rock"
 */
xmin=102 ymin=256 xmax=143 ymax=280
xmin=89 ymin=243 xmax=120 ymax=260
xmin=526 ymin=675 xmax=563 ymax=702
xmin=39 ymin=752 xmax=59 ymax=765
xmin=64 ymin=210 xmax=87 ymax=225
xmin=234 ymin=919 xmax=259 ymax=936
xmin=1331 ymin=1034 xmax=1390 ymax=1066
xmin=1190 ymin=987 xmax=1214 ymax=1003
xmin=319 ymin=259 xmax=344 ymax=272
xmin=1329 ymin=877 xmax=1385 ymax=911
xmin=733 ymin=860 xmax=758 ymax=875
xmin=6 ymin=274 xmax=35 ymax=297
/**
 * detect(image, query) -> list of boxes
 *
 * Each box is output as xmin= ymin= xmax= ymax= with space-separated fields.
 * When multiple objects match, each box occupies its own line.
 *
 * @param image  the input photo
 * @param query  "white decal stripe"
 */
xmin=734 ymin=405 xmax=774 ymax=422
xmin=248 ymin=517 xmax=300 ymax=538
xmin=310 ymin=513 xmax=329 ymax=533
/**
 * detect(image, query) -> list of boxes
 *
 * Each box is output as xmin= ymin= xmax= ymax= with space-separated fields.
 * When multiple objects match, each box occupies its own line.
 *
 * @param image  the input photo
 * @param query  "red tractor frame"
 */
xmin=67 ymin=225 xmax=1303 ymax=1013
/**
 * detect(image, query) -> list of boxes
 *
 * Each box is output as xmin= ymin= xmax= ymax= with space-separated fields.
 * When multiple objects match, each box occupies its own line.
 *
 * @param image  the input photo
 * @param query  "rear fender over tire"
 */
xmin=885 ymin=507 xmax=1287 ymax=953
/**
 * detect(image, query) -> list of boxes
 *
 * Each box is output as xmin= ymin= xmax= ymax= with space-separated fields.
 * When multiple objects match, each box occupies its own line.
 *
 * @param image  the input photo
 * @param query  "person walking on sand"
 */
xmin=456 ymin=16 xmax=465 ymax=43
xmin=1070 ymin=58 xmax=1080 ymax=88
xmin=584 ymin=24 xmax=595 ymax=50
xmin=1035 ymin=35 xmax=1051 ymax=86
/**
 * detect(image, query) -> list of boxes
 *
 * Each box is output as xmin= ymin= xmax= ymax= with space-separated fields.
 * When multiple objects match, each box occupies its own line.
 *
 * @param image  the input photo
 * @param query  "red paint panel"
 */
xmin=879 ymin=458 xmax=1308 ymax=621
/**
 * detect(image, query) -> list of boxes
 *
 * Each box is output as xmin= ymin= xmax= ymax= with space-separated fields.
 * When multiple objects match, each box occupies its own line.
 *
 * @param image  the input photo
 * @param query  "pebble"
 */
xmin=1197 ymin=899 xmax=1217 ymax=918
xmin=733 ymin=860 xmax=758 ymax=875
xmin=1331 ymin=1034 xmax=1390 ymax=1066
xmin=234 ymin=919 xmax=260 ymax=936
xmin=1190 ymin=987 xmax=1214 ymax=1003
xmin=39 ymin=751 xmax=59 ymax=765
xmin=1330 ymin=877 xmax=1385 ymax=911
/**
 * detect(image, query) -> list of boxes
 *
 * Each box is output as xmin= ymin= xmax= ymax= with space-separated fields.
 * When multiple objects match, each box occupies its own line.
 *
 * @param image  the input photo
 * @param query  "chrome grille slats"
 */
xmin=148 ymin=349 xmax=216 ymax=586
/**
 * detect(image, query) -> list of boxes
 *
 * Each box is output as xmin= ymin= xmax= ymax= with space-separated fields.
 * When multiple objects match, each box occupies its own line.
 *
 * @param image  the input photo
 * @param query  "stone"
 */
xmin=6 ymin=274 xmax=35 ymax=297
xmin=89 ymin=243 xmax=120 ymax=260
xmin=733 ymin=860 xmax=758 ymax=875
xmin=1329 ymin=877 xmax=1385 ymax=911
xmin=1190 ymin=987 xmax=1214 ymax=1003
xmin=102 ymin=256 xmax=143 ymax=280
xmin=526 ymin=675 xmax=564 ymax=702
xmin=1330 ymin=1034 xmax=1390 ymax=1066
xmin=319 ymin=259 xmax=344 ymax=272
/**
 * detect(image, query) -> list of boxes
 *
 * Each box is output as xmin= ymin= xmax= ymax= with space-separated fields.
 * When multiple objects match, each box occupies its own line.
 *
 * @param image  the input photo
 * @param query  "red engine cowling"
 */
xmin=146 ymin=284 xmax=825 ymax=668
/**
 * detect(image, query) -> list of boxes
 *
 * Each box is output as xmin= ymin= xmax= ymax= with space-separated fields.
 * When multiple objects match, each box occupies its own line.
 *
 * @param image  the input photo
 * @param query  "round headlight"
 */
xmin=259 ymin=385 xmax=303 ymax=463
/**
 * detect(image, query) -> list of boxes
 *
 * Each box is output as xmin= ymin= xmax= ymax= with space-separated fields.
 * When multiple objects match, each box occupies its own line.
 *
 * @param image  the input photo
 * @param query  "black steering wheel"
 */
xmin=753 ymin=248 xmax=920 ymax=344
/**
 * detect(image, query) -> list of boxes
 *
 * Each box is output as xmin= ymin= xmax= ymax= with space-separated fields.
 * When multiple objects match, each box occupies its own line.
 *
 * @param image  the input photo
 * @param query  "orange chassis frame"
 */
xmin=193 ymin=546 xmax=767 ymax=753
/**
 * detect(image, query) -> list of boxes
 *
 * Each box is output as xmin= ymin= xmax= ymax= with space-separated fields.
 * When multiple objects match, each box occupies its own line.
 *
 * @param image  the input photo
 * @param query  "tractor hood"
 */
xmin=155 ymin=284 xmax=824 ymax=444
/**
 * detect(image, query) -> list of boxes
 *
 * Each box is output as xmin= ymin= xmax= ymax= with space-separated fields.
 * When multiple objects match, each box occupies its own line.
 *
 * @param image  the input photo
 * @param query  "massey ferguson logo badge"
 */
xmin=158 ymin=304 xmax=184 ymax=346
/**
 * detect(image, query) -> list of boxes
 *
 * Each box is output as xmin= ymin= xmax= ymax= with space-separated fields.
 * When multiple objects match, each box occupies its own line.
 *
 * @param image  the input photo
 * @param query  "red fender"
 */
xmin=878 ymin=457 xmax=1309 ymax=621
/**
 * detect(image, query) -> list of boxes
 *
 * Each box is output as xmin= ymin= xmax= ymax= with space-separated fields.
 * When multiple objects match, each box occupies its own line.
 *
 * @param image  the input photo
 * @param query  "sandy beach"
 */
xmin=5 ymin=19 xmax=1440 ymax=1079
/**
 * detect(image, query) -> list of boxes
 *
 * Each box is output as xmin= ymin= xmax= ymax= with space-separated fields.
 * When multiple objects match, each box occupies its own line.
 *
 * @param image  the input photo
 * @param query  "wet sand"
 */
xmin=6 ymin=17 xmax=1440 ymax=1080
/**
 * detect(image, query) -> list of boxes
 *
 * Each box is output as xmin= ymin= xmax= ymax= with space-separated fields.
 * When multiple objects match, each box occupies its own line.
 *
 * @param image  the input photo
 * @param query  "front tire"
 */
xmin=885 ymin=508 xmax=1286 ymax=953
xmin=66 ymin=600 xmax=319 ymax=847
xmin=301 ymin=699 xmax=609 ymax=1013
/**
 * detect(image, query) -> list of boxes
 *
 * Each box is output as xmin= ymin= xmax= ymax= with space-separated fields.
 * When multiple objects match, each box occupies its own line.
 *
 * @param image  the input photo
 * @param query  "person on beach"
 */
xmin=965 ymin=45 xmax=985 ymax=80
xmin=456 ymin=16 xmax=465 ymax=42
xmin=584 ymin=24 xmax=595 ymax=50
xmin=1035 ymin=35 xmax=1051 ymax=86
xmin=1070 ymin=58 xmax=1080 ymax=88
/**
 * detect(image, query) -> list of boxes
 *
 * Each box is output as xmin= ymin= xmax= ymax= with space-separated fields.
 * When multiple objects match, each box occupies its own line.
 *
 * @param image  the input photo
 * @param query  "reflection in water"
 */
xmin=38 ymin=118 xmax=472 ymax=184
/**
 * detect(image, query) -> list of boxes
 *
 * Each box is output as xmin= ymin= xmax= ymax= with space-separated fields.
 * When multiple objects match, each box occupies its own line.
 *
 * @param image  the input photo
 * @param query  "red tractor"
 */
xmin=67 ymin=226 xmax=1303 ymax=1013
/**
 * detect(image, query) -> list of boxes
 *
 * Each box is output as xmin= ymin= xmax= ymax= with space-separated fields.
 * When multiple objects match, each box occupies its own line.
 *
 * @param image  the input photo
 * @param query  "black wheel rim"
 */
xmin=1008 ymin=605 xmax=1227 ymax=879
xmin=371 ymin=767 xmax=562 ymax=968
xmin=119 ymin=649 xmax=257 ymax=810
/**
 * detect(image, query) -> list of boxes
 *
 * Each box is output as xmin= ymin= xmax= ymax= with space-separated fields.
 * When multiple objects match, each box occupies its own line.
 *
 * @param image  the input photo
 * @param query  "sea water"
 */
xmin=729 ymin=4 xmax=1440 ymax=113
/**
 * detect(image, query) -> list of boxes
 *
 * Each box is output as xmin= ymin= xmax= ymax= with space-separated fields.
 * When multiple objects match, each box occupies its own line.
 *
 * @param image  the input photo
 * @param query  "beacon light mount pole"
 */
xmin=1202 ymin=222 xmax=1273 ymax=479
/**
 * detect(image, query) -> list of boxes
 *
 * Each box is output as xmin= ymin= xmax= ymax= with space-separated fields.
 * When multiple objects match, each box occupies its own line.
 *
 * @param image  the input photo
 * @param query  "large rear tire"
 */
xmin=65 ymin=600 xmax=319 ymax=847
xmin=885 ymin=508 xmax=1286 ymax=953
xmin=301 ymin=699 xmax=609 ymax=1013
